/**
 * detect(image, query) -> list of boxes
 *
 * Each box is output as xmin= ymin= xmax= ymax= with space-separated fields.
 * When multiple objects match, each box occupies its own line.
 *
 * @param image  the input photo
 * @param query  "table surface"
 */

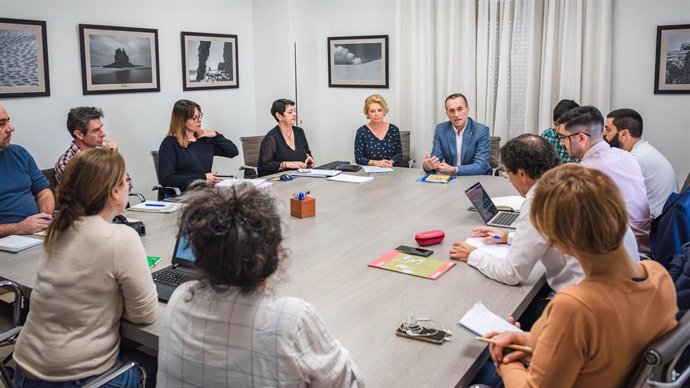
xmin=0 ymin=168 xmax=544 ymax=387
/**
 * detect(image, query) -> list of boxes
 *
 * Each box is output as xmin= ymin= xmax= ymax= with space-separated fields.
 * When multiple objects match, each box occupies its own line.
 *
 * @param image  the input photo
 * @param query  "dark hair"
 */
xmin=66 ymin=107 xmax=104 ymax=139
xmin=45 ymin=148 xmax=126 ymax=254
xmin=168 ymin=99 xmax=201 ymax=148
xmin=270 ymin=99 xmax=295 ymax=122
xmin=444 ymin=93 xmax=469 ymax=109
xmin=179 ymin=184 xmax=285 ymax=294
xmin=607 ymin=108 xmax=643 ymax=138
xmin=552 ymin=99 xmax=579 ymax=122
xmin=557 ymin=105 xmax=604 ymax=137
xmin=500 ymin=134 xmax=560 ymax=179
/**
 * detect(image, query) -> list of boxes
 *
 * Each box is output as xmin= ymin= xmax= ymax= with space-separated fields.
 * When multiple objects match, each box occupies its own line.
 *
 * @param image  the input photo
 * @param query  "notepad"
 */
xmin=129 ymin=201 xmax=181 ymax=213
xmin=216 ymin=178 xmax=272 ymax=189
xmin=362 ymin=166 xmax=394 ymax=173
xmin=368 ymin=250 xmax=456 ymax=280
xmin=417 ymin=174 xmax=456 ymax=184
xmin=465 ymin=237 xmax=510 ymax=258
xmin=458 ymin=302 xmax=524 ymax=336
xmin=327 ymin=174 xmax=373 ymax=184
xmin=492 ymin=196 xmax=525 ymax=212
xmin=0 ymin=235 xmax=43 ymax=253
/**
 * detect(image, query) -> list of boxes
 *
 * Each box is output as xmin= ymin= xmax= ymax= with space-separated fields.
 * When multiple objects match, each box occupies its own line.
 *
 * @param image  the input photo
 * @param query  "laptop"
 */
xmin=152 ymin=235 xmax=198 ymax=302
xmin=464 ymin=182 xmax=519 ymax=229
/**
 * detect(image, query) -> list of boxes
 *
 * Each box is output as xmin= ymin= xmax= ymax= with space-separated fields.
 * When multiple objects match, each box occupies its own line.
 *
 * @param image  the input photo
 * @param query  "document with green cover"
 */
xmin=368 ymin=250 xmax=456 ymax=280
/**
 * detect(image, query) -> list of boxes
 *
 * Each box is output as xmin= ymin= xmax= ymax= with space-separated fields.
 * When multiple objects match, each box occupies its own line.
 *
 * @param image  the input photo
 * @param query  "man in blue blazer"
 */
xmin=423 ymin=93 xmax=491 ymax=175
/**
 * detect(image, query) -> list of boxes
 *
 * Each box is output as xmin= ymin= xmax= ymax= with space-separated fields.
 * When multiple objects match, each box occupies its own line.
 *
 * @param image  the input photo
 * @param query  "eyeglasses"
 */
xmin=557 ymin=132 xmax=591 ymax=141
xmin=190 ymin=113 xmax=203 ymax=123
xmin=0 ymin=117 xmax=10 ymax=126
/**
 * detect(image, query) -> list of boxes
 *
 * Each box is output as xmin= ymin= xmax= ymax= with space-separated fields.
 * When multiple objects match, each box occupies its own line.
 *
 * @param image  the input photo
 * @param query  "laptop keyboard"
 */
xmin=492 ymin=211 xmax=519 ymax=227
xmin=152 ymin=268 xmax=192 ymax=286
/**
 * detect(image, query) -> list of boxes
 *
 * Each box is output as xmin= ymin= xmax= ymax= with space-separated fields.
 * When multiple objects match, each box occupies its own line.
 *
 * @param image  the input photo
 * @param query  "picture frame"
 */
xmin=327 ymin=35 xmax=388 ymax=88
xmin=0 ymin=17 xmax=50 ymax=98
xmin=181 ymin=32 xmax=239 ymax=91
xmin=79 ymin=24 xmax=160 ymax=95
xmin=654 ymin=24 xmax=690 ymax=94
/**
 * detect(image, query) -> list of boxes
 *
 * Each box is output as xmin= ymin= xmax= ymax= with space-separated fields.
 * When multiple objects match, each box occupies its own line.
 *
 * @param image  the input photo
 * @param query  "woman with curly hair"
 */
xmin=156 ymin=184 xmax=362 ymax=387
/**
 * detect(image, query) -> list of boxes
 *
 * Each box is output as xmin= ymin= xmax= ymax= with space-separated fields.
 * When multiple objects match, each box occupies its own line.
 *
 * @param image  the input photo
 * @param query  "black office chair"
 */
xmin=396 ymin=131 xmax=415 ymax=168
xmin=489 ymin=136 xmax=501 ymax=169
xmin=239 ymin=136 xmax=264 ymax=178
xmin=150 ymin=151 xmax=181 ymax=201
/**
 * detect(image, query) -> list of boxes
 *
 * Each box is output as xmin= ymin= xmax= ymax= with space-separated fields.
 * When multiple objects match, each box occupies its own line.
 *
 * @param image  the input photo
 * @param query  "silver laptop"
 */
xmin=464 ymin=182 xmax=519 ymax=229
xmin=151 ymin=235 xmax=197 ymax=303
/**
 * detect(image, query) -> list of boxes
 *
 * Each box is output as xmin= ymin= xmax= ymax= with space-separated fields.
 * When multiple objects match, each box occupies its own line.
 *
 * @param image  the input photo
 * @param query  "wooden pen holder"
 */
xmin=290 ymin=196 xmax=315 ymax=218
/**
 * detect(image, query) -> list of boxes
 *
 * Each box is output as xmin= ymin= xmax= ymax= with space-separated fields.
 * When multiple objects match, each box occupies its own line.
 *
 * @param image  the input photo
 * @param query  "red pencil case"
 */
xmin=415 ymin=230 xmax=445 ymax=246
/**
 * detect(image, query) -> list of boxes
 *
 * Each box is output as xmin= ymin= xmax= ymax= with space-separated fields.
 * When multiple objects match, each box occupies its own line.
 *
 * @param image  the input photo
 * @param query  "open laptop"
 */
xmin=152 ymin=235 xmax=197 ymax=303
xmin=464 ymin=182 xmax=519 ymax=229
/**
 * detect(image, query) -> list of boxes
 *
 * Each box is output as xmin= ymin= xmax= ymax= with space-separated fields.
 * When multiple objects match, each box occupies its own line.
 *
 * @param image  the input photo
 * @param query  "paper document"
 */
xmin=216 ymin=178 xmax=272 ymax=189
xmin=129 ymin=201 xmax=181 ymax=213
xmin=291 ymin=169 xmax=341 ymax=178
xmin=492 ymin=196 xmax=525 ymax=212
xmin=0 ymin=235 xmax=43 ymax=253
xmin=327 ymin=174 xmax=373 ymax=184
xmin=465 ymin=237 xmax=510 ymax=258
xmin=362 ymin=166 xmax=394 ymax=173
xmin=458 ymin=302 xmax=524 ymax=336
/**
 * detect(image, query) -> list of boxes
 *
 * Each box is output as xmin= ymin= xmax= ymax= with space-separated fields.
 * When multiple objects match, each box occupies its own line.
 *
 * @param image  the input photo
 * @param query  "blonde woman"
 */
xmin=158 ymin=99 xmax=238 ymax=190
xmin=354 ymin=94 xmax=402 ymax=167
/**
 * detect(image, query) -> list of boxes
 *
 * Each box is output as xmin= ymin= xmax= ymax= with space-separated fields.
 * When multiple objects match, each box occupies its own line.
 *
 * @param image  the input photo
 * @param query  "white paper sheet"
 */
xmin=458 ymin=302 xmax=524 ymax=336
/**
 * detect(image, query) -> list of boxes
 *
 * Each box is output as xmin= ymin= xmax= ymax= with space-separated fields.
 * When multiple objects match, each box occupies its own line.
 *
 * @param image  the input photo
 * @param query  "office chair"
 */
xmin=625 ymin=311 xmax=690 ymax=388
xmin=43 ymin=167 xmax=146 ymax=206
xmin=489 ymin=136 xmax=501 ymax=169
xmin=150 ymin=150 xmax=181 ymax=201
xmin=396 ymin=130 xmax=415 ymax=168
xmin=0 ymin=281 xmax=23 ymax=387
xmin=239 ymin=136 xmax=264 ymax=178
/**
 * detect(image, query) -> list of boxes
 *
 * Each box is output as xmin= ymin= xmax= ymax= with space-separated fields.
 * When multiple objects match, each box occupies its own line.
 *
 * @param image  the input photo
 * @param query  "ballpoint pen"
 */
xmin=144 ymin=203 xmax=165 ymax=207
xmin=487 ymin=233 xmax=501 ymax=240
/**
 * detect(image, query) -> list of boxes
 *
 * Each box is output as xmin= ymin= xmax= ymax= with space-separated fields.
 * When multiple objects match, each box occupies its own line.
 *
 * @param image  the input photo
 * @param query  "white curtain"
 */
xmin=394 ymin=0 xmax=612 ymax=163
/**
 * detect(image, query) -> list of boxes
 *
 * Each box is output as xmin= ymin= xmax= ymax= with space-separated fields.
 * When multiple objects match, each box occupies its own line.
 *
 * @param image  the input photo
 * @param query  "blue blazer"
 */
xmin=428 ymin=118 xmax=491 ymax=175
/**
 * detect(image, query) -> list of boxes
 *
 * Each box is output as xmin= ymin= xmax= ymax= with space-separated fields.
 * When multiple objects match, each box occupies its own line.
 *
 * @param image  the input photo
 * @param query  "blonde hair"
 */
xmin=530 ymin=164 xmax=628 ymax=255
xmin=363 ymin=94 xmax=389 ymax=117
xmin=167 ymin=99 xmax=201 ymax=148
xmin=45 ymin=148 xmax=126 ymax=254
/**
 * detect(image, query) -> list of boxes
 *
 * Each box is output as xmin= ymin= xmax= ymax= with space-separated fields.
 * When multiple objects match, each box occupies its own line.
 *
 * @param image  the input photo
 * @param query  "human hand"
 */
xmin=17 ymin=213 xmax=52 ymax=234
xmin=195 ymin=129 xmax=217 ymax=139
xmin=471 ymin=226 xmax=508 ymax=244
xmin=435 ymin=162 xmax=457 ymax=175
xmin=484 ymin=330 xmax=531 ymax=365
xmin=449 ymin=241 xmax=476 ymax=261
xmin=305 ymin=155 xmax=315 ymax=167
xmin=285 ymin=161 xmax=307 ymax=169
xmin=423 ymin=152 xmax=440 ymax=171
xmin=101 ymin=139 xmax=118 ymax=151
xmin=374 ymin=159 xmax=393 ymax=168
xmin=205 ymin=172 xmax=223 ymax=184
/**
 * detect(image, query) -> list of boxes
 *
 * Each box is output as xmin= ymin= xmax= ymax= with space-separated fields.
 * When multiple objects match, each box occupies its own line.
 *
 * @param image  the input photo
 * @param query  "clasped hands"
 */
xmin=370 ymin=159 xmax=393 ymax=168
xmin=423 ymin=152 xmax=456 ymax=175
xmin=283 ymin=155 xmax=315 ymax=170
xmin=449 ymin=226 xmax=508 ymax=261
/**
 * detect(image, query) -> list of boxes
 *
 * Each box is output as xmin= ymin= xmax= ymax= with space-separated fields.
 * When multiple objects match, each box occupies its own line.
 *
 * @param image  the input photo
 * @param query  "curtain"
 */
xmin=394 ymin=0 xmax=612 ymax=162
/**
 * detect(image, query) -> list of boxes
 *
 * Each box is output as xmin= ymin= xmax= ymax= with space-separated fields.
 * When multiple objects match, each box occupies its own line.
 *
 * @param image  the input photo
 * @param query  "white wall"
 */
xmin=0 ymin=0 xmax=256 ymax=195
xmin=612 ymin=0 xmax=690 ymax=187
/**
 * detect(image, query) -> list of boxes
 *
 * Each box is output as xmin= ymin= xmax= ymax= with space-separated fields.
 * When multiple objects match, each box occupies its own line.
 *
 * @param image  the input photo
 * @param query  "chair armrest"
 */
xmin=0 ymin=280 xmax=23 ymax=327
xmin=128 ymin=192 xmax=146 ymax=204
xmin=240 ymin=165 xmax=258 ymax=173
xmin=0 ymin=326 xmax=21 ymax=344
xmin=151 ymin=185 xmax=181 ymax=197
xmin=83 ymin=361 xmax=145 ymax=388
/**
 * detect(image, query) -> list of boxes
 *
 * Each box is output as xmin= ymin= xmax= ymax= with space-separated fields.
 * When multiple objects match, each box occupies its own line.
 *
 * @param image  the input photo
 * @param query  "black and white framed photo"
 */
xmin=181 ymin=32 xmax=239 ymax=91
xmin=327 ymin=35 xmax=388 ymax=88
xmin=0 ymin=17 xmax=50 ymax=98
xmin=79 ymin=24 xmax=160 ymax=95
xmin=655 ymin=24 xmax=690 ymax=94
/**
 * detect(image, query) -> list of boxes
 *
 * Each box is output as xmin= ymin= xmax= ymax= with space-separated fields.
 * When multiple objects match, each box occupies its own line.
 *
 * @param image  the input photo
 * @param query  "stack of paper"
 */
xmin=0 ymin=235 xmax=43 ymax=253
xmin=362 ymin=166 xmax=394 ymax=173
xmin=129 ymin=201 xmax=181 ymax=213
xmin=458 ymin=302 xmax=524 ymax=336
xmin=327 ymin=174 xmax=373 ymax=184
xmin=216 ymin=178 xmax=272 ymax=189
xmin=291 ymin=169 xmax=341 ymax=178
xmin=465 ymin=237 xmax=510 ymax=258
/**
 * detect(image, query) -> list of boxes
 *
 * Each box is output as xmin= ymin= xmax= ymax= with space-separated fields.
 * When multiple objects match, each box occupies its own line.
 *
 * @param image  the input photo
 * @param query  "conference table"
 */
xmin=0 ymin=167 xmax=545 ymax=387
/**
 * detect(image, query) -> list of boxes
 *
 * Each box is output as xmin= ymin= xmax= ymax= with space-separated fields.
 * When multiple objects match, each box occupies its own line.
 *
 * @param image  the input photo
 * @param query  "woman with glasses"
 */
xmin=258 ymin=98 xmax=316 ymax=177
xmin=158 ymin=99 xmax=238 ymax=191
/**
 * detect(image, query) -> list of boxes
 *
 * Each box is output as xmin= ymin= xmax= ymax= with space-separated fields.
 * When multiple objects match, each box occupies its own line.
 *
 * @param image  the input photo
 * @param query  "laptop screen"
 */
xmin=465 ymin=182 xmax=498 ymax=223
xmin=172 ymin=235 xmax=196 ymax=265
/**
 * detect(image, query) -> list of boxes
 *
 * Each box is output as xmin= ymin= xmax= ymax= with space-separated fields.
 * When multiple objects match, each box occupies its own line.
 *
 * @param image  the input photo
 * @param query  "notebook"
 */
xmin=129 ymin=201 xmax=181 ymax=213
xmin=0 ymin=235 xmax=43 ymax=253
xmin=151 ymin=235 xmax=198 ymax=302
xmin=464 ymin=182 xmax=519 ymax=229
xmin=458 ymin=302 xmax=524 ymax=336
xmin=327 ymin=174 xmax=373 ymax=184
xmin=291 ymin=169 xmax=341 ymax=178
xmin=368 ymin=250 xmax=456 ymax=280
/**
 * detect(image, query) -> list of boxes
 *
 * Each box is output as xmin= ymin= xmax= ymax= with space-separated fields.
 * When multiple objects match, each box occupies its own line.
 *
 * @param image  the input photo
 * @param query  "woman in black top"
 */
xmin=158 ymin=99 xmax=238 ymax=191
xmin=258 ymin=99 xmax=316 ymax=177
xmin=354 ymin=94 xmax=402 ymax=167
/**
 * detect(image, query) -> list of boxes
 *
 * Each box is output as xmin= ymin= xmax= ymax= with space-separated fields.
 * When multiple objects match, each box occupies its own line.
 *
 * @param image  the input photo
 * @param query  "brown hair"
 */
xmin=530 ymin=164 xmax=628 ymax=255
xmin=363 ymin=94 xmax=389 ymax=117
xmin=44 ymin=148 xmax=126 ymax=254
xmin=167 ymin=99 xmax=201 ymax=148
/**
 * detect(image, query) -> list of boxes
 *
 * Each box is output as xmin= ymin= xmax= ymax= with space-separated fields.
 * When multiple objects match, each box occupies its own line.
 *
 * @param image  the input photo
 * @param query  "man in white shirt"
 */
xmin=604 ymin=108 xmax=678 ymax=218
xmin=450 ymin=134 xmax=639 ymax=293
xmin=556 ymin=106 xmax=652 ymax=254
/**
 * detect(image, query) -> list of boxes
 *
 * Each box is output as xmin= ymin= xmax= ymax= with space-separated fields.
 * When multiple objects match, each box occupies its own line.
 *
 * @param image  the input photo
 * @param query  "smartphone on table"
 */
xmin=395 ymin=245 xmax=434 ymax=257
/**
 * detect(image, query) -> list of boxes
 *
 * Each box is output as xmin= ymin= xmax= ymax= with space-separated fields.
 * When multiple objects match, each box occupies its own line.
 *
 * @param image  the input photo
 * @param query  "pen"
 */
xmin=474 ymin=336 xmax=533 ymax=353
xmin=144 ymin=203 xmax=165 ymax=207
xmin=488 ymin=233 xmax=501 ymax=240
xmin=41 ymin=216 xmax=52 ymax=221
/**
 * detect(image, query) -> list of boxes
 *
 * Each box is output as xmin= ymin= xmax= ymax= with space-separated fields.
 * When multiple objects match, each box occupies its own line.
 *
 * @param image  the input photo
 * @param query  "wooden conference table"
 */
xmin=0 ymin=167 xmax=545 ymax=387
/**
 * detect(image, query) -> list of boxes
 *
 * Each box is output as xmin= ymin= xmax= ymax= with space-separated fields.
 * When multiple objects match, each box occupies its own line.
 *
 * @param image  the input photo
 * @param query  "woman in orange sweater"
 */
xmin=486 ymin=164 xmax=677 ymax=388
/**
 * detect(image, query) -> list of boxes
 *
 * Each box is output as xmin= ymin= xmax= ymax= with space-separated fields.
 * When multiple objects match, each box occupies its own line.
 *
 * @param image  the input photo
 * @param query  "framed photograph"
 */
xmin=654 ymin=24 xmax=690 ymax=94
xmin=0 ymin=18 xmax=50 ymax=98
xmin=181 ymin=32 xmax=239 ymax=91
xmin=79 ymin=24 xmax=160 ymax=95
xmin=327 ymin=35 xmax=388 ymax=88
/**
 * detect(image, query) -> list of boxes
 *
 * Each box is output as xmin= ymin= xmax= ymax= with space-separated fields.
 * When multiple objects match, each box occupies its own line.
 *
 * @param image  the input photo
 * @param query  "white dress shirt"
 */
xmin=454 ymin=121 xmax=467 ymax=167
xmin=467 ymin=185 xmax=640 ymax=292
xmin=581 ymin=141 xmax=652 ymax=254
xmin=631 ymin=139 xmax=678 ymax=218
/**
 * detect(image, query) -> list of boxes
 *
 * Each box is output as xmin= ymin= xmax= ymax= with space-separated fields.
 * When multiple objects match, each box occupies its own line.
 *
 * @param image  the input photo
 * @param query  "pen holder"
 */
xmin=290 ymin=196 xmax=315 ymax=219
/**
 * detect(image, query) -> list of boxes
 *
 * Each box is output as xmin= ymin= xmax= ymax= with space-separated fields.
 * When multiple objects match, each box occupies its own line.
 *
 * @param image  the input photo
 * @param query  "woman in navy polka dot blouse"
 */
xmin=354 ymin=94 xmax=402 ymax=167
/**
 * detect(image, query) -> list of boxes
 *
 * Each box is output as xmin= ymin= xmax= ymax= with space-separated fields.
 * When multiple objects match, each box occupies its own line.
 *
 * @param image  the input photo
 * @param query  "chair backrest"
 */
xmin=489 ymin=136 xmax=501 ymax=169
xmin=626 ymin=312 xmax=690 ymax=388
xmin=240 ymin=136 xmax=264 ymax=178
xmin=40 ymin=167 xmax=57 ymax=191
xmin=683 ymin=170 xmax=690 ymax=193
xmin=397 ymin=130 xmax=412 ymax=168
xmin=150 ymin=151 xmax=161 ymax=182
